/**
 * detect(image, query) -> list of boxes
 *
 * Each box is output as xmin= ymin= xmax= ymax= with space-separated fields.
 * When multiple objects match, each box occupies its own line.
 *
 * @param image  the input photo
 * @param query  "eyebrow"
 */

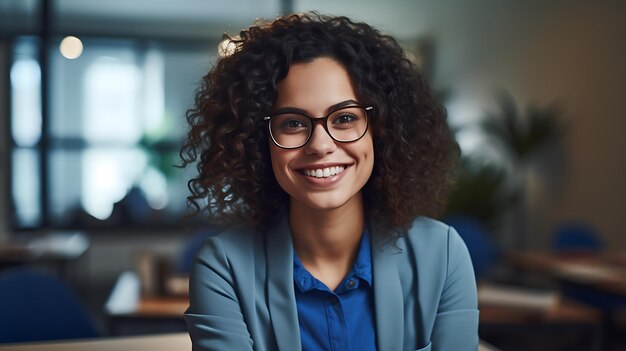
xmin=270 ymin=99 xmax=361 ymax=116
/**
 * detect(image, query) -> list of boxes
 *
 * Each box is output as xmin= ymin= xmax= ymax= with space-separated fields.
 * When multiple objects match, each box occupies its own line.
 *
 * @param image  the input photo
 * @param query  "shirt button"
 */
xmin=347 ymin=279 xmax=356 ymax=288
xmin=329 ymin=297 xmax=338 ymax=305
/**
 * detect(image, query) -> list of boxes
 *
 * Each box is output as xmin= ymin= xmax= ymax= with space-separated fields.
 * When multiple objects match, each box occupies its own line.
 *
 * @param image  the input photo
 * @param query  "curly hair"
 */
xmin=180 ymin=12 xmax=457 ymax=236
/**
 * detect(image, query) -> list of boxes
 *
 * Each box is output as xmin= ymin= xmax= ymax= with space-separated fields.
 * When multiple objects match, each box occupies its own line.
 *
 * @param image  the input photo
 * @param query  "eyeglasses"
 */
xmin=263 ymin=104 xmax=373 ymax=149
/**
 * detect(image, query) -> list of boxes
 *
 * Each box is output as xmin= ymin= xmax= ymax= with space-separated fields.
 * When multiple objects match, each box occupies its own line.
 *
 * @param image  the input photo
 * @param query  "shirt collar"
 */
xmin=293 ymin=230 xmax=373 ymax=292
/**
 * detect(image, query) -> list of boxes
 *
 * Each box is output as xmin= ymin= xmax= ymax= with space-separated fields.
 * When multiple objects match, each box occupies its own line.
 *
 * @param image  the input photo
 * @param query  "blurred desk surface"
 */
xmin=105 ymin=270 xmax=189 ymax=335
xmin=505 ymin=251 xmax=626 ymax=296
xmin=480 ymin=298 xmax=601 ymax=324
xmin=114 ymin=294 xmax=512 ymax=350
xmin=0 ymin=332 xmax=500 ymax=351
xmin=0 ymin=233 xmax=89 ymax=266
xmin=0 ymin=333 xmax=190 ymax=351
xmin=111 ymin=296 xmax=188 ymax=318
xmin=480 ymin=296 xmax=603 ymax=351
xmin=106 ymin=296 xmax=188 ymax=335
xmin=130 ymin=295 xmax=602 ymax=324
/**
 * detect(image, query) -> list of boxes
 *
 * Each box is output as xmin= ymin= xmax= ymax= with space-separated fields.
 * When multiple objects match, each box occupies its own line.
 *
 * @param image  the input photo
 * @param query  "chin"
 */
xmin=294 ymin=191 xmax=362 ymax=212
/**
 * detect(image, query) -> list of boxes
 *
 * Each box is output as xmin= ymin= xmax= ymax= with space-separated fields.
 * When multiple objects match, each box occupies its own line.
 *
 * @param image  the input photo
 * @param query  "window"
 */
xmin=10 ymin=36 xmax=217 ymax=230
xmin=10 ymin=37 xmax=42 ymax=228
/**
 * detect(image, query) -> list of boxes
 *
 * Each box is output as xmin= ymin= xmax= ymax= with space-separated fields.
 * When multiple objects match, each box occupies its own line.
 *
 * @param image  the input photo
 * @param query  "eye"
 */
xmin=281 ymin=119 xmax=306 ymax=129
xmin=337 ymin=114 xmax=356 ymax=123
xmin=272 ymin=114 xmax=310 ymax=135
xmin=332 ymin=113 xmax=358 ymax=126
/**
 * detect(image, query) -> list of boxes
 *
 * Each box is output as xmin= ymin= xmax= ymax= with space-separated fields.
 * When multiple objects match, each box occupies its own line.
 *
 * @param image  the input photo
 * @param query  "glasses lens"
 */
xmin=327 ymin=106 xmax=368 ymax=142
xmin=269 ymin=113 xmax=311 ymax=148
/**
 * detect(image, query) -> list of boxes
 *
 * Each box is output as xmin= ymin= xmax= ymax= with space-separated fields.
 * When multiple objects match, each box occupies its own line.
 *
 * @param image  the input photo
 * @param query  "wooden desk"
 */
xmin=0 ymin=333 xmax=190 ymax=351
xmin=0 ymin=233 xmax=89 ymax=263
xmin=480 ymin=298 xmax=602 ymax=351
xmin=485 ymin=251 xmax=626 ymax=350
xmin=105 ymin=271 xmax=189 ymax=335
xmin=0 ymin=332 xmax=501 ymax=351
xmin=134 ymin=297 xmax=188 ymax=316
xmin=0 ymin=233 xmax=89 ymax=280
xmin=110 ymin=296 xmax=508 ymax=350
xmin=480 ymin=298 xmax=601 ymax=324
xmin=107 ymin=296 xmax=188 ymax=335
xmin=506 ymin=251 xmax=626 ymax=297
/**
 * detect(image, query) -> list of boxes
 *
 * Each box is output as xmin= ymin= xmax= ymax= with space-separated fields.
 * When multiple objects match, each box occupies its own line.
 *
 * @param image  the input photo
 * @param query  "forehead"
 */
xmin=274 ymin=58 xmax=357 ymax=113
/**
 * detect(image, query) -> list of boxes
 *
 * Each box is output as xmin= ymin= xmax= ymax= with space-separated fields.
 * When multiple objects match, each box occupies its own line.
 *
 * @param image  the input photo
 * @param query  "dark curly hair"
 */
xmin=180 ymin=12 xmax=457 ymax=236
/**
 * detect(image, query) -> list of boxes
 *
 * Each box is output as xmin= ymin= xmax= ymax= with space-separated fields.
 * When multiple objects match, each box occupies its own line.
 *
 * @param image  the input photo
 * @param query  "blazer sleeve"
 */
xmin=431 ymin=226 xmax=480 ymax=351
xmin=184 ymin=237 xmax=254 ymax=351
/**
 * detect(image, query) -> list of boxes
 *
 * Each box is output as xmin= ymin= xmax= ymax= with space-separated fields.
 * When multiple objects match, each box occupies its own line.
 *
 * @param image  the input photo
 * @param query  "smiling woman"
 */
xmin=181 ymin=12 xmax=478 ymax=351
xmin=269 ymin=58 xmax=375 ymax=215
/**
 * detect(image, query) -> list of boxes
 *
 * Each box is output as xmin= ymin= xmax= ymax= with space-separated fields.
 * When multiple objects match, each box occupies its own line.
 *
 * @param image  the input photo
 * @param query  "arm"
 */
xmin=184 ymin=237 xmax=254 ymax=351
xmin=431 ymin=226 xmax=480 ymax=351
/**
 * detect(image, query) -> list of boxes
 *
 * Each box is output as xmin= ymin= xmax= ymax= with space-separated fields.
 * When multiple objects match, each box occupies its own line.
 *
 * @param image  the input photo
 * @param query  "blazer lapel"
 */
xmin=371 ymin=233 xmax=404 ymax=351
xmin=266 ymin=214 xmax=302 ymax=351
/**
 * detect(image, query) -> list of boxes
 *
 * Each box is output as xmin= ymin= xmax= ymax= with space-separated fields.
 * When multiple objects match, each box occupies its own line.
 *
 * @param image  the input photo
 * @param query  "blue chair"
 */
xmin=443 ymin=215 xmax=499 ymax=279
xmin=0 ymin=269 xmax=99 ymax=344
xmin=551 ymin=222 xmax=604 ymax=252
xmin=550 ymin=222 xmax=617 ymax=312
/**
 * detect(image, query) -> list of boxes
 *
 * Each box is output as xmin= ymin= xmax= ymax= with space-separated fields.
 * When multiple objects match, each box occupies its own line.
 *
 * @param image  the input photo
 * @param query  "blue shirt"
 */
xmin=293 ymin=232 xmax=377 ymax=351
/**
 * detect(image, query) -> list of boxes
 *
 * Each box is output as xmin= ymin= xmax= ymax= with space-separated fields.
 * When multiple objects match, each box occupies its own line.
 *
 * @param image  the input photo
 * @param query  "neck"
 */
xmin=289 ymin=193 xmax=365 ymax=289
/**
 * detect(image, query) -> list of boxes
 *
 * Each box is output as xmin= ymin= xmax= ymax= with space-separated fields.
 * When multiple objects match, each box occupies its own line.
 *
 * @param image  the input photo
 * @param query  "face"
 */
xmin=269 ymin=57 xmax=374 ymax=212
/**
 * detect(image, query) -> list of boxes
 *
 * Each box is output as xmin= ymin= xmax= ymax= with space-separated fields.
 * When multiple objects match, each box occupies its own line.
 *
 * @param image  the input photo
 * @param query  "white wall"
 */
xmin=296 ymin=0 xmax=626 ymax=249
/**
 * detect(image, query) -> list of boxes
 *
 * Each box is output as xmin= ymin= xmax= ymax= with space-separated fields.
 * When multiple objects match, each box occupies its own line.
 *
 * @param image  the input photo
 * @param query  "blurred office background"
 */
xmin=0 ymin=0 xmax=625 ymax=350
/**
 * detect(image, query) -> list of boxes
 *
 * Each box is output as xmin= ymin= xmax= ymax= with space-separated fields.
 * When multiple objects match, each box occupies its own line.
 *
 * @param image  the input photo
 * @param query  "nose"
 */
xmin=303 ymin=123 xmax=337 ymax=156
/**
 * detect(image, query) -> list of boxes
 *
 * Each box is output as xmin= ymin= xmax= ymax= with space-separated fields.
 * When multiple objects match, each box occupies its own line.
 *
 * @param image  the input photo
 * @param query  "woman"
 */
xmin=181 ymin=13 xmax=478 ymax=351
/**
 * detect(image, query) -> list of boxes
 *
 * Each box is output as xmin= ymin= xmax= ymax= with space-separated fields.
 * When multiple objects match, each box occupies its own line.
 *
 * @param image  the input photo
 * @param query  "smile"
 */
xmin=301 ymin=165 xmax=347 ymax=178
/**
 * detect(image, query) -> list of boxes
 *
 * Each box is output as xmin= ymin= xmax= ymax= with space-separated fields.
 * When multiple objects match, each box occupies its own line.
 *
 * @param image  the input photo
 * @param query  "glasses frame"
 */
xmin=263 ymin=105 xmax=373 ymax=149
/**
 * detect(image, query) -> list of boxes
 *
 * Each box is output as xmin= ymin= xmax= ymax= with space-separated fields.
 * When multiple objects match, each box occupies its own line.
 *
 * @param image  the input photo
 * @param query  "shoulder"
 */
xmin=394 ymin=217 xmax=470 ymax=271
xmin=406 ymin=216 xmax=451 ymax=238
xmin=403 ymin=216 xmax=462 ymax=249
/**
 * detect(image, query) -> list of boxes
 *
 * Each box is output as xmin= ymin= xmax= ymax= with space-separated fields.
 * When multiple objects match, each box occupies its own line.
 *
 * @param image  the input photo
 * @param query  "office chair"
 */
xmin=0 ymin=268 xmax=99 ymax=344
xmin=550 ymin=221 xmax=620 ymax=313
xmin=551 ymin=221 xmax=605 ymax=252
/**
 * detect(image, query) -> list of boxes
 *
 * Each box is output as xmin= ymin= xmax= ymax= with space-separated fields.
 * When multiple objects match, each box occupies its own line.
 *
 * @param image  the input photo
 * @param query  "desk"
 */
xmin=480 ymin=297 xmax=601 ymax=324
xmin=0 ymin=333 xmax=190 ymax=351
xmin=491 ymin=251 xmax=626 ymax=350
xmin=105 ymin=271 xmax=189 ymax=335
xmin=0 ymin=332 xmax=501 ymax=351
xmin=506 ymin=251 xmax=626 ymax=297
xmin=0 ymin=233 xmax=89 ymax=263
xmin=105 ymin=295 xmax=507 ymax=350
xmin=506 ymin=251 xmax=626 ymax=314
xmin=480 ymin=298 xmax=602 ymax=351
xmin=0 ymin=233 xmax=89 ymax=280
xmin=107 ymin=297 xmax=188 ymax=335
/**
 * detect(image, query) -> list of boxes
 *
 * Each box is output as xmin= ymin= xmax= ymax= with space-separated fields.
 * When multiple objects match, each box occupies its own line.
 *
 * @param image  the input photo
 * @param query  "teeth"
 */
xmin=304 ymin=166 xmax=346 ymax=178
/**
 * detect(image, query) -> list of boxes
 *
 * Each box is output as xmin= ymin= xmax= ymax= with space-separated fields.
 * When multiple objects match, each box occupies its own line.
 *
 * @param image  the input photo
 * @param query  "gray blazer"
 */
xmin=185 ymin=214 xmax=479 ymax=351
